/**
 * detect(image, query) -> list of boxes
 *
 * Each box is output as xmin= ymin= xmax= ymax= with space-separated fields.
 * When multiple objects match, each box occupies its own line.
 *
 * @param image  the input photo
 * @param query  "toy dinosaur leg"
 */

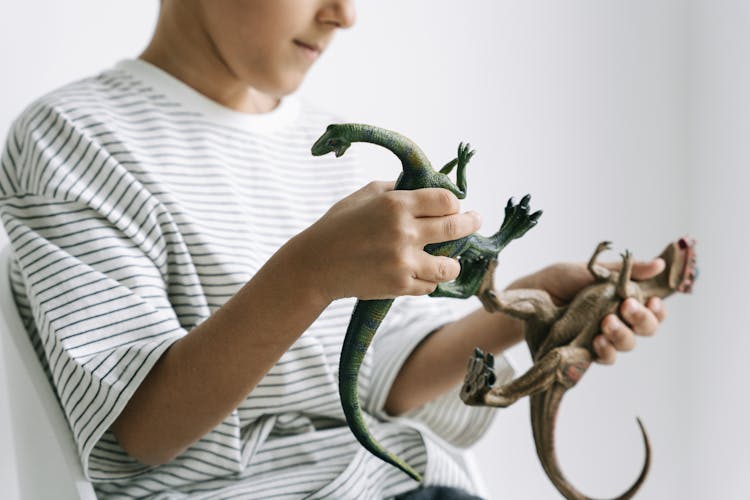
xmin=431 ymin=196 xmax=542 ymax=301
xmin=460 ymin=348 xmax=498 ymax=405
xmin=432 ymin=197 xmax=542 ymax=300
xmin=454 ymin=142 xmax=472 ymax=195
xmin=430 ymin=254 xmax=490 ymax=299
xmin=476 ymin=258 xmax=500 ymax=310
xmin=588 ymin=241 xmax=613 ymax=281
xmin=462 ymin=346 xmax=590 ymax=407
xmin=430 ymin=280 xmax=477 ymax=299
xmin=616 ymin=250 xmax=634 ymax=299
xmin=423 ymin=236 xmax=471 ymax=259
xmin=435 ymin=143 xmax=473 ymax=197
xmin=479 ymin=287 xmax=559 ymax=324
xmin=438 ymin=158 xmax=458 ymax=175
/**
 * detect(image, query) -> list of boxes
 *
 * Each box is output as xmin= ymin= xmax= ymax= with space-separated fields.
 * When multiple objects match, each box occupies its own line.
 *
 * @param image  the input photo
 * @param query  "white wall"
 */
xmin=685 ymin=1 xmax=750 ymax=497
xmin=0 ymin=1 xmax=743 ymax=499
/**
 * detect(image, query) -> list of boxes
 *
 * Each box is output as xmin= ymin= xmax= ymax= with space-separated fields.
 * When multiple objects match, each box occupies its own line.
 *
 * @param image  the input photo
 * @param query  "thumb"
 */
xmin=631 ymin=258 xmax=665 ymax=281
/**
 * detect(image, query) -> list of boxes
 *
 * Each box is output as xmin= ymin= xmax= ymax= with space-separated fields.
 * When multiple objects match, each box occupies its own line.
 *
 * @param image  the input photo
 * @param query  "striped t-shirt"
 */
xmin=0 ymin=59 xmax=513 ymax=499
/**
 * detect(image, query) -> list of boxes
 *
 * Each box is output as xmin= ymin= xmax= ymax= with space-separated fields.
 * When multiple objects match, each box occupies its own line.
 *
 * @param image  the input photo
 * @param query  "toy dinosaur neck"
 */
xmin=638 ymin=276 xmax=677 ymax=300
xmin=339 ymin=124 xmax=432 ymax=174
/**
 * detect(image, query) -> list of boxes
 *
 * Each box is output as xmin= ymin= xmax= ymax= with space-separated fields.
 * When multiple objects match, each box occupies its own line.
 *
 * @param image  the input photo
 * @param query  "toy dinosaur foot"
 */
xmin=497 ymin=195 xmax=543 ymax=245
xmin=439 ymin=143 xmax=474 ymax=176
xmin=596 ymin=240 xmax=613 ymax=254
xmin=456 ymin=142 xmax=475 ymax=169
xmin=477 ymin=260 xmax=500 ymax=312
xmin=479 ymin=287 xmax=499 ymax=313
xmin=460 ymin=348 xmax=497 ymax=406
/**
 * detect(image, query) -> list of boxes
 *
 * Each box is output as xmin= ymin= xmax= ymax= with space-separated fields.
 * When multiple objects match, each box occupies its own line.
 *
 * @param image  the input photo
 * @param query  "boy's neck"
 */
xmin=139 ymin=8 xmax=279 ymax=115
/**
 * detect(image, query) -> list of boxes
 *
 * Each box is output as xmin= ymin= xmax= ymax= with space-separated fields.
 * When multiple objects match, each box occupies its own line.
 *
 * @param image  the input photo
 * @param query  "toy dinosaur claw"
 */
xmin=497 ymin=195 xmax=542 ymax=244
xmin=461 ymin=348 xmax=496 ymax=406
xmin=457 ymin=142 xmax=475 ymax=166
xmin=596 ymin=241 xmax=612 ymax=253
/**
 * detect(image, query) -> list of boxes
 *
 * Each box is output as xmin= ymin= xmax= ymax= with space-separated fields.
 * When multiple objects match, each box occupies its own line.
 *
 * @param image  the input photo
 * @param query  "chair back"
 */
xmin=0 ymin=245 xmax=96 ymax=500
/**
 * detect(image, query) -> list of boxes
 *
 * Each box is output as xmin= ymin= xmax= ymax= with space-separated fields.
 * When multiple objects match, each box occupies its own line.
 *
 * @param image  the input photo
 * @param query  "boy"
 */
xmin=0 ymin=1 xmax=665 ymax=498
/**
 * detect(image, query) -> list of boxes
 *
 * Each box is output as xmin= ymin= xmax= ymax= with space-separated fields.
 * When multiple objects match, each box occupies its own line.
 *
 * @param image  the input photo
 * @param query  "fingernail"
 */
xmin=623 ymin=299 xmax=637 ymax=315
xmin=603 ymin=315 xmax=617 ymax=333
xmin=648 ymin=297 xmax=660 ymax=311
xmin=654 ymin=258 xmax=666 ymax=273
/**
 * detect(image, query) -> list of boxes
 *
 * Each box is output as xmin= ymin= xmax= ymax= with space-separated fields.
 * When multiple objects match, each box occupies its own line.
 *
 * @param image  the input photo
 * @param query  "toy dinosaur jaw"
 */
xmin=676 ymin=237 xmax=698 ymax=293
xmin=661 ymin=236 xmax=697 ymax=293
xmin=311 ymin=125 xmax=352 ymax=157
xmin=333 ymin=144 xmax=349 ymax=157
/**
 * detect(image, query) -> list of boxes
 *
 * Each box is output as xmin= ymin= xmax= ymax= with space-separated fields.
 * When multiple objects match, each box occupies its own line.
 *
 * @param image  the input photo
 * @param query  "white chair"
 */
xmin=0 ymin=241 xmax=487 ymax=499
xmin=454 ymin=446 xmax=490 ymax=498
xmin=0 ymin=244 xmax=96 ymax=500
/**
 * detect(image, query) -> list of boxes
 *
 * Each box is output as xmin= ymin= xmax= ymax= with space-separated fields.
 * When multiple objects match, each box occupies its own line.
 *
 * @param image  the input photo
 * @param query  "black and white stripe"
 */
xmin=0 ymin=59 xmax=512 ymax=499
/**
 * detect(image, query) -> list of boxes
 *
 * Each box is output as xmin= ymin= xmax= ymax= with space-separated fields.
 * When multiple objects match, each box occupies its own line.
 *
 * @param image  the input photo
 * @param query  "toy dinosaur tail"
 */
xmin=339 ymin=298 xmax=422 ymax=482
xmin=530 ymin=389 xmax=651 ymax=500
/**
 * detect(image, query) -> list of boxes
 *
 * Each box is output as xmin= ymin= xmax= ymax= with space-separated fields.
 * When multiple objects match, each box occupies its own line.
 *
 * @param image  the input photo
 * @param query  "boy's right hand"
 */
xmin=289 ymin=181 xmax=482 ymax=303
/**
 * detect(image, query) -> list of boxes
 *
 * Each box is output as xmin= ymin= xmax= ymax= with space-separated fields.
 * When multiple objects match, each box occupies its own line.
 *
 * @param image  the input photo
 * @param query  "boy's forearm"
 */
xmin=383 ymin=306 xmax=525 ymax=416
xmin=112 ymin=238 xmax=330 ymax=466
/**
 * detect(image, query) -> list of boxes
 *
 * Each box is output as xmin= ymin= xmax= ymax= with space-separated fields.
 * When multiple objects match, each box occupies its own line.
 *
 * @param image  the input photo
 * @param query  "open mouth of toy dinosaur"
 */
xmin=676 ymin=237 xmax=698 ymax=293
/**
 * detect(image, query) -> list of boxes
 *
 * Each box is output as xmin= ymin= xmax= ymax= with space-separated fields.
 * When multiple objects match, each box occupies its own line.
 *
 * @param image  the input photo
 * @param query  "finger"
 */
xmin=631 ymin=258 xmax=665 ymax=281
xmin=647 ymin=297 xmax=667 ymax=322
xmin=593 ymin=335 xmax=617 ymax=365
xmin=418 ymin=211 xmax=482 ymax=244
xmin=413 ymin=254 xmax=461 ymax=283
xmin=407 ymin=188 xmax=461 ymax=217
xmin=601 ymin=314 xmax=637 ymax=351
xmin=620 ymin=298 xmax=659 ymax=336
xmin=405 ymin=277 xmax=439 ymax=297
xmin=600 ymin=257 xmax=664 ymax=281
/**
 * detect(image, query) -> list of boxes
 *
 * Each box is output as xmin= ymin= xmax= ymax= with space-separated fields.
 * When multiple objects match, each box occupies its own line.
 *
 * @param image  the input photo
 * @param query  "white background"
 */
xmin=0 ymin=1 xmax=747 ymax=499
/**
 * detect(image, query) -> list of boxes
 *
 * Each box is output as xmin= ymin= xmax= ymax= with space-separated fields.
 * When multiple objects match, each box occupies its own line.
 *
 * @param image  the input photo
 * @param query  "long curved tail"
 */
xmin=339 ymin=299 xmax=422 ymax=481
xmin=530 ymin=389 xmax=651 ymax=500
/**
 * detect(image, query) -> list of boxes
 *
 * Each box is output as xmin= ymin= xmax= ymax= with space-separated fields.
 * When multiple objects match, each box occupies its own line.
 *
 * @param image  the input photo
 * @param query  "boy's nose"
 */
xmin=318 ymin=0 xmax=357 ymax=29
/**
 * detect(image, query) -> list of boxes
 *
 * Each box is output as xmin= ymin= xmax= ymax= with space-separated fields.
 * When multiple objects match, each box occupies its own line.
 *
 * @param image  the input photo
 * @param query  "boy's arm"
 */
xmin=112 ymin=240 xmax=330 ymax=465
xmin=384 ymin=260 xmax=666 ymax=416
xmin=112 ymin=182 xmax=481 ymax=465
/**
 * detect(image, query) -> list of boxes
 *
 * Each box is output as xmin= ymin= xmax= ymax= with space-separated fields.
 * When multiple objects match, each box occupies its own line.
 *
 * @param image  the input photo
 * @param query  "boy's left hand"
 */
xmin=518 ymin=258 xmax=667 ymax=365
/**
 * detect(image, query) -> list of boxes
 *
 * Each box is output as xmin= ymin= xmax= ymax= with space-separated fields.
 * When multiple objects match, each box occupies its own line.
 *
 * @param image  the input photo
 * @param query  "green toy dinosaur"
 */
xmin=311 ymin=123 xmax=542 ymax=481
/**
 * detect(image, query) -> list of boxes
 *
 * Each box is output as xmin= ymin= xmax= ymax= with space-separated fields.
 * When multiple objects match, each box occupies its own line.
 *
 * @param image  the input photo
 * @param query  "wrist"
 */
xmin=276 ymin=231 xmax=335 ymax=310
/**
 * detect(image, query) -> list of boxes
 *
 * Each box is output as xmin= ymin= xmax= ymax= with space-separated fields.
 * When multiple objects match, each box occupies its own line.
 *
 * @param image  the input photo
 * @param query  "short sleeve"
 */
xmin=0 ymin=108 xmax=243 ymax=481
xmin=363 ymin=295 xmax=516 ymax=448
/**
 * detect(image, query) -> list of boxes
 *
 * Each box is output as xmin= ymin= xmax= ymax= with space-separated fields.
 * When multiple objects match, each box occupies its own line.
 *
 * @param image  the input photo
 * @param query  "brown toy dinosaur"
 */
xmin=460 ymin=237 xmax=697 ymax=500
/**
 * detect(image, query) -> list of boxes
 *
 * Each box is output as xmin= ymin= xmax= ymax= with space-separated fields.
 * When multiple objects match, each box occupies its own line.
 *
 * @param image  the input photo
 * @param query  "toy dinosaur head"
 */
xmin=311 ymin=124 xmax=352 ymax=157
xmin=656 ymin=236 xmax=698 ymax=293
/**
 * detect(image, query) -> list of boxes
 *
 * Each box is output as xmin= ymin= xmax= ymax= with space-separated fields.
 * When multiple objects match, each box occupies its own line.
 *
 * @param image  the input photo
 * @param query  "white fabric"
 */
xmin=0 ymin=59 xmax=513 ymax=499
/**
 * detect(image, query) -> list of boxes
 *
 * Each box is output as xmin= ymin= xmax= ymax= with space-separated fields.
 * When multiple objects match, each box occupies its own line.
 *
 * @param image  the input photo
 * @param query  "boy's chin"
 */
xmin=274 ymin=65 xmax=317 ymax=95
xmin=278 ymin=73 xmax=308 ymax=96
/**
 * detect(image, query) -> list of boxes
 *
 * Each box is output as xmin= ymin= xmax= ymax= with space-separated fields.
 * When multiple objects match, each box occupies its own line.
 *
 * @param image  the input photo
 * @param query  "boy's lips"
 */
xmin=293 ymin=40 xmax=323 ymax=60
